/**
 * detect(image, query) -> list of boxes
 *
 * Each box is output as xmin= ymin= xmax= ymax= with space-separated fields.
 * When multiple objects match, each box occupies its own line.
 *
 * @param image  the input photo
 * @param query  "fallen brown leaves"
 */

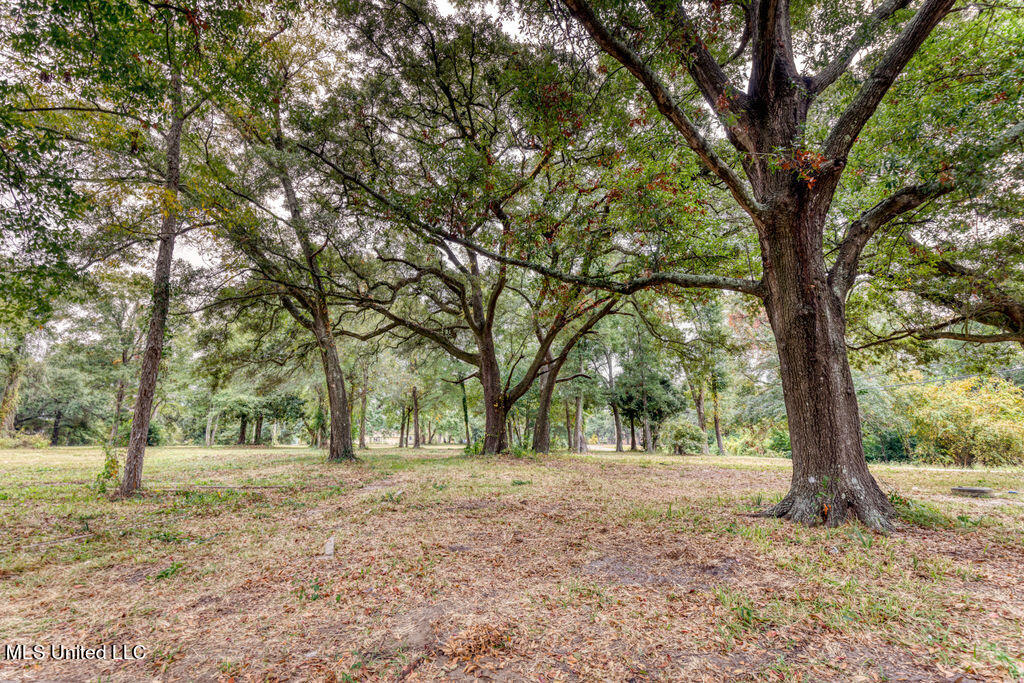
xmin=441 ymin=620 xmax=515 ymax=662
xmin=0 ymin=446 xmax=1021 ymax=681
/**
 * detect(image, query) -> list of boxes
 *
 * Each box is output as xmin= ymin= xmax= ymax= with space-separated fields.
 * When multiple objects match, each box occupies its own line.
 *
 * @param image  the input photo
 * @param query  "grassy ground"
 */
xmin=0 ymin=445 xmax=1022 ymax=682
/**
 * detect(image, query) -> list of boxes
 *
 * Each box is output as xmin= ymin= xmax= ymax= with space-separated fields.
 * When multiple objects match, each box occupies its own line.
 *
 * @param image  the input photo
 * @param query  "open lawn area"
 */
xmin=1 ymin=446 xmax=1023 ymax=681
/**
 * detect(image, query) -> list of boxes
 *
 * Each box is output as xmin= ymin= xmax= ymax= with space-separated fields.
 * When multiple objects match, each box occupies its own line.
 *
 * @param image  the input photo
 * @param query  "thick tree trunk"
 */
xmin=237 ymin=415 xmax=248 ymax=445
xmin=319 ymin=330 xmax=354 ymax=461
xmin=211 ymin=412 xmax=220 ymax=445
xmin=643 ymin=417 xmax=654 ymax=453
xmin=412 ymin=386 xmax=421 ymax=448
xmin=689 ymin=381 xmax=710 ymax=455
xmin=611 ymin=404 xmax=623 ymax=452
xmin=479 ymin=343 xmax=507 ymax=454
xmin=117 ymin=83 xmax=183 ymax=498
xmin=629 ymin=416 xmax=636 ymax=451
xmin=574 ymin=395 xmax=587 ymax=453
xmin=758 ymin=215 xmax=894 ymax=530
xmin=0 ymin=336 xmax=27 ymax=434
xmin=50 ymin=408 xmax=62 ymax=446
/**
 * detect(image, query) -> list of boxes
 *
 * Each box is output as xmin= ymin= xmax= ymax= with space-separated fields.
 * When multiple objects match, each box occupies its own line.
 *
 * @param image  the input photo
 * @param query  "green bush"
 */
xmin=863 ymin=429 xmax=914 ymax=463
xmin=664 ymin=419 xmax=705 ymax=455
xmin=724 ymin=421 xmax=791 ymax=458
xmin=765 ymin=426 xmax=791 ymax=455
xmin=896 ymin=377 xmax=1024 ymax=467
xmin=147 ymin=422 xmax=167 ymax=446
xmin=0 ymin=431 xmax=49 ymax=449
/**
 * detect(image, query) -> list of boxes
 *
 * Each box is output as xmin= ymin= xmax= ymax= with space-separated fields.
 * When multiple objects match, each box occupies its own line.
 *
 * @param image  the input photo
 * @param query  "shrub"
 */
xmin=724 ymin=421 xmax=792 ymax=458
xmin=765 ymin=426 xmax=791 ymax=455
xmin=94 ymin=444 xmax=120 ymax=495
xmin=664 ymin=419 xmax=705 ymax=455
xmin=0 ymin=431 xmax=49 ymax=449
xmin=896 ymin=377 xmax=1024 ymax=467
xmin=863 ymin=429 xmax=915 ymax=463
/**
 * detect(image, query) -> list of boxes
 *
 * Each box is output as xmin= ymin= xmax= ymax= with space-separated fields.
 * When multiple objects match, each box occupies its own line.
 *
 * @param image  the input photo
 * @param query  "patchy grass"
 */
xmin=0 ymin=445 xmax=1022 ymax=681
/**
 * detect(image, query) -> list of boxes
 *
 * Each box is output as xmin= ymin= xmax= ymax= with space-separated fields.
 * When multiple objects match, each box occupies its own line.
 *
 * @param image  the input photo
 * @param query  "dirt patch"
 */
xmin=381 ymin=602 xmax=451 ymax=654
xmin=582 ymin=553 xmax=739 ymax=589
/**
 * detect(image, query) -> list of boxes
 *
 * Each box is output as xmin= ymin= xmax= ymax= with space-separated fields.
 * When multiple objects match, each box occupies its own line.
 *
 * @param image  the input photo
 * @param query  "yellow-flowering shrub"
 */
xmin=896 ymin=377 xmax=1024 ymax=467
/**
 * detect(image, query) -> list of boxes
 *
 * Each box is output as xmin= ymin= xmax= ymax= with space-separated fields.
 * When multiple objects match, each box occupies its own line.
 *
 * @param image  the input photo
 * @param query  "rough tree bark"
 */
xmin=317 ymin=321 xmax=354 ymax=461
xmin=479 ymin=338 xmax=507 ymax=454
xmin=117 ymin=78 xmax=183 ymax=498
xmin=556 ymin=0 xmax=957 ymax=527
xmin=237 ymin=415 xmax=247 ymax=445
xmin=531 ymin=351 xmax=558 ymax=453
xmin=758 ymin=216 xmax=891 ymax=528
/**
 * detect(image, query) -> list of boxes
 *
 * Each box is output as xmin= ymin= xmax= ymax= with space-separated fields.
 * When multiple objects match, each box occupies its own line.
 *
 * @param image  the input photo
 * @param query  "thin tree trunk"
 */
xmin=689 ymin=380 xmax=710 ymax=455
xmin=211 ymin=412 xmax=220 ymax=445
xmin=117 ymin=72 xmax=184 ymax=498
xmin=574 ymin=394 xmax=587 ymax=453
xmin=611 ymin=404 xmax=623 ymax=452
xmin=204 ymin=409 xmax=216 ymax=447
xmin=109 ymin=378 xmax=125 ymax=446
xmin=531 ymin=352 xmax=561 ymax=453
xmin=565 ymin=399 xmax=574 ymax=451
xmin=50 ymin=408 xmax=62 ymax=446
xmin=399 ymin=405 xmax=407 ymax=448
xmin=358 ymin=386 xmax=368 ymax=450
xmin=461 ymin=381 xmax=470 ymax=445
xmin=629 ymin=416 xmax=636 ymax=451
xmin=412 ymin=386 xmax=421 ymax=448
xmin=711 ymin=375 xmax=725 ymax=456
xmin=252 ymin=413 xmax=263 ymax=445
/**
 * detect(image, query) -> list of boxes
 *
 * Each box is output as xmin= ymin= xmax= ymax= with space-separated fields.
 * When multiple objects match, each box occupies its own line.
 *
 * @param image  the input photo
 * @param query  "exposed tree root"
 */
xmin=756 ymin=488 xmax=896 ymax=533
